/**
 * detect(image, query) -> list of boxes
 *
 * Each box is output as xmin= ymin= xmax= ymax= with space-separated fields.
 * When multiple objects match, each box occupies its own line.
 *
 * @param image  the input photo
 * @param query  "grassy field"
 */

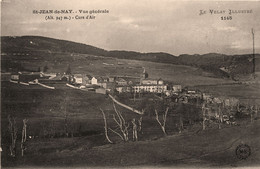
xmin=0 ymin=81 xmax=183 ymax=167
xmin=194 ymin=83 xmax=260 ymax=106
xmin=2 ymin=36 xmax=260 ymax=168
xmin=1 ymin=58 xmax=259 ymax=168
xmin=2 ymin=116 xmax=260 ymax=168
xmin=1 ymin=80 xmax=260 ymax=168
xmin=6 ymin=51 xmax=235 ymax=86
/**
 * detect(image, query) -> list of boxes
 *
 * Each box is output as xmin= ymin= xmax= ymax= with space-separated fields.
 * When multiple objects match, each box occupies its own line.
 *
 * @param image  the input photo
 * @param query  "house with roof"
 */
xmin=61 ymin=75 xmax=69 ymax=81
xmin=141 ymin=78 xmax=158 ymax=85
xmin=132 ymin=84 xmax=167 ymax=93
xmin=140 ymin=68 xmax=164 ymax=85
xmin=85 ymin=75 xmax=92 ymax=84
xmin=116 ymin=85 xmax=132 ymax=93
xmin=11 ymin=72 xmax=19 ymax=81
xmin=108 ymin=77 xmax=115 ymax=82
xmin=172 ymin=85 xmax=182 ymax=93
xmin=97 ymin=77 xmax=105 ymax=85
xmin=203 ymin=93 xmax=213 ymax=103
xmin=41 ymin=72 xmax=57 ymax=79
xmin=116 ymin=77 xmax=128 ymax=86
xmin=73 ymin=74 xmax=83 ymax=84
xmin=91 ymin=77 xmax=98 ymax=85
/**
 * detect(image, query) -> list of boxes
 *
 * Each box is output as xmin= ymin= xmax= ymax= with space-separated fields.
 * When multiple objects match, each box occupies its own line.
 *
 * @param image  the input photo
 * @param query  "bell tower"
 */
xmin=142 ymin=67 xmax=148 ymax=79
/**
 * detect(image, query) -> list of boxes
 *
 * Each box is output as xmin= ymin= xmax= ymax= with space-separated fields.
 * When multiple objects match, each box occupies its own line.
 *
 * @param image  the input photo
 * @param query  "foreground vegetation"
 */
xmin=1 ymin=81 xmax=260 ymax=168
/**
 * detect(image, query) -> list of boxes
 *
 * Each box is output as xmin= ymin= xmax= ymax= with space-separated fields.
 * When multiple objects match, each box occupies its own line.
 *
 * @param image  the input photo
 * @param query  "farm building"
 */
xmin=91 ymin=77 xmax=98 ymax=85
xmin=99 ymin=82 xmax=115 ymax=90
xmin=84 ymin=75 xmax=92 ymax=84
xmin=61 ymin=75 xmax=69 ymax=81
xmin=116 ymin=78 xmax=128 ymax=86
xmin=108 ymin=77 xmax=115 ymax=82
xmin=73 ymin=74 xmax=83 ymax=84
xmin=10 ymin=73 xmax=19 ymax=81
xmin=141 ymin=78 xmax=159 ymax=85
xmin=224 ymin=97 xmax=239 ymax=108
xmin=97 ymin=77 xmax=107 ymax=85
xmin=41 ymin=72 xmax=57 ymax=79
xmin=116 ymin=85 xmax=132 ymax=93
xmin=172 ymin=85 xmax=182 ymax=92
xmin=203 ymin=93 xmax=213 ymax=103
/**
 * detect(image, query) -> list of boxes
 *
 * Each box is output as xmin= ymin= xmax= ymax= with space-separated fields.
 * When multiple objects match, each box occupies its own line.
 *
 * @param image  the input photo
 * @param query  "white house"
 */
xmin=132 ymin=84 xmax=167 ymax=93
xmin=11 ymin=74 xmax=19 ymax=81
xmin=73 ymin=74 xmax=83 ymax=84
xmin=91 ymin=77 xmax=97 ymax=85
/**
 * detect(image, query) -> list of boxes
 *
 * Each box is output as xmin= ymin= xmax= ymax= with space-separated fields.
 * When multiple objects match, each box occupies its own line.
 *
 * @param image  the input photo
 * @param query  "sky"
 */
xmin=1 ymin=0 xmax=260 ymax=55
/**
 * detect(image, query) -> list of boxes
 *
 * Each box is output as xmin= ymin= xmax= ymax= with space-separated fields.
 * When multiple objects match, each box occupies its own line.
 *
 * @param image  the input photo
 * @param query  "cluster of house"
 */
xmin=179 ymin=87 xmax=239 ymax=107
xmin=67 ymin=69 xmax=182 ymax=95
xmin=9 ymin=69 xmax=183 ymax=95
xmin=8 ymin=70 xmax=239 ymax=110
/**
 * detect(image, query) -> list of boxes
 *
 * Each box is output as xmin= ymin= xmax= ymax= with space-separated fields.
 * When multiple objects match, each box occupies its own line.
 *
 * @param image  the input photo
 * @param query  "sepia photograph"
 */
xmin=1 ymin=0 xmax=260 ymax=168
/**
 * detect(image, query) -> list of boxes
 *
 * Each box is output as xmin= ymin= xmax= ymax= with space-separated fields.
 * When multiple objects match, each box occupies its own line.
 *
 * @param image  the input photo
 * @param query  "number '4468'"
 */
xmin=221 ymin=16 xmax=232 ymax=20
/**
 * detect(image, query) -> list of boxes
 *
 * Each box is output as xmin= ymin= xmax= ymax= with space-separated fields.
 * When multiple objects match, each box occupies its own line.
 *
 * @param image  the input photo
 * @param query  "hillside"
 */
xmin=1 ymin=36 xmax=259 ymax=79
xmin=1 ymin=81 xmax=260 ymax=167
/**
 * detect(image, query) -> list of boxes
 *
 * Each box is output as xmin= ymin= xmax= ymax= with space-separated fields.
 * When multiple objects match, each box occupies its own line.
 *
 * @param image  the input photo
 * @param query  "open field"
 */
xmin=194 ymin=83 xmax=260 ymax=106
xmin=1 ymin=80 xmax=260 ymax=168
xmin=1 ymin=49 xmax=259 ymax=167
xmin=6 ymin=50 xmax=235 ymax=86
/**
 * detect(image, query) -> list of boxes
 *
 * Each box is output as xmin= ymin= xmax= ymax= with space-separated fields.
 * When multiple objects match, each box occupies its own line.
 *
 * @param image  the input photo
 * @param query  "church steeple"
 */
xmin=142 ymin=67 xmax=148 ymax=79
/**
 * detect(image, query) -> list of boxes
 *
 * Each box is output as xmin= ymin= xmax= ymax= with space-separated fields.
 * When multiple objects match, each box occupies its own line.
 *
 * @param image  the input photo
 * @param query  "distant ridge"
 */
xmin=1 ymin=36 xmax=259 ymax=79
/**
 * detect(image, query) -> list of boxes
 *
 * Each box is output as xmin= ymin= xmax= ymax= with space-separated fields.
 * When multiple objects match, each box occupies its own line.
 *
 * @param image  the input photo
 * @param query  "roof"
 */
xmin=97 ymin=77 xmax=105 ymax=82
xmin=74 ymin=74 xmax=83 ymax=78
xmin=133 ymin=84 xmax=167 ymax=87
xmin=142 ymin=78 xmax=162 ymax=81
xmin=51 ymin=75 xmax=64 ymax=80
xmin=116 ymin=78 xmax=127 ymax=82
xmin=85 ymin=75 xmax=92 ymax=79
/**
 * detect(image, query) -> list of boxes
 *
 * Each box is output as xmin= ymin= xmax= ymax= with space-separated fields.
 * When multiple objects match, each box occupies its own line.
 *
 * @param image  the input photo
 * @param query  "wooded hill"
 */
xmin=1 ymin=36 xmax=259 ymax=79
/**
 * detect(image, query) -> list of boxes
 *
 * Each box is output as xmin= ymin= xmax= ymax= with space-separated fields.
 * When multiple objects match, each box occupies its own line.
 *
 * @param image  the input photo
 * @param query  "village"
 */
xmin=6 ymin=66 xmax=259 ymax=128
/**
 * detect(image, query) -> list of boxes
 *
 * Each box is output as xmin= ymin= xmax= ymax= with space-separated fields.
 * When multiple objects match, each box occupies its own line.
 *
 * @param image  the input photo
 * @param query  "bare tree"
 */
xmin=137 ymin=116 xmax=143 ymax=133
xmin=250 ymin=106 xmax=254 ymax=123
xmin=100 ymin=102 xmax=130 ymax=143
xmin=202 ymin=102 xmax=206 ymax=130
xmin=21 ymin=119 xmax=28 ymax=157
xmin=8 ymin=115 xmax=17 ymax=157
xmin=64 ymin=112 xmax=69 ymax=137
xmin=155 ymin=107 xmax=169 ymax=136
xmin=132 ymin=118 xmax=138 ymax=141
xmin=109 ymin=102 xmax=129 ymax=141
xmin=250 ymin=105 xmax=259 ymax=122
xmin=100 ymin=108 xmax=113 ymax=143
xmin=218 ymin=105 xmax=223 ymax=129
